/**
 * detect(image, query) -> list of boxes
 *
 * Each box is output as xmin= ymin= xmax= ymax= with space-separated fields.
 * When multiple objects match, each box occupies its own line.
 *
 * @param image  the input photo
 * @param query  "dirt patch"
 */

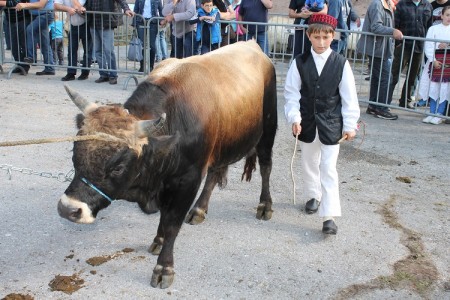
xmin=336 ymin=195 xmax=440 ymax=299
xmin=1 ymin=294 xmax=34 ymax=300
xmin=48 ymin=274 xmax=85 ymax=295
xmin=396 ymin=176 xmax=412 ymax=184
xmin=85 ymin=248 xmax=135 ymax=267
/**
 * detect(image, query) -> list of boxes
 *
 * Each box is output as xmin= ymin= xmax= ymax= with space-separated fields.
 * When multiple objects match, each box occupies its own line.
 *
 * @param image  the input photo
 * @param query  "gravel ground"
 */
xmin=0 ymin=66 xmax=449 ymax=300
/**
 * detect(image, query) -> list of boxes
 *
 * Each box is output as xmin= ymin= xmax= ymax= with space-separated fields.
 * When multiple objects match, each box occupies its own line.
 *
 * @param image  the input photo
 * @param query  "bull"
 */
xmin=57 ymin=41 xmax=277 ymax=288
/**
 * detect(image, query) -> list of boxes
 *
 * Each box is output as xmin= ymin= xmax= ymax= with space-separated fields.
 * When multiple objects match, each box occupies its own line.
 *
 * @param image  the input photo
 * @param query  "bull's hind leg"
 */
xmin=185 ymin=166 xmax=228 ymax=225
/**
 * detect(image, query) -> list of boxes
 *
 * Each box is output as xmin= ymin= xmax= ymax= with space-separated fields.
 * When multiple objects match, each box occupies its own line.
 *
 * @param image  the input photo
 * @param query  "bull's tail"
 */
xmin=241 ymin=150 xmax=257 ymax=182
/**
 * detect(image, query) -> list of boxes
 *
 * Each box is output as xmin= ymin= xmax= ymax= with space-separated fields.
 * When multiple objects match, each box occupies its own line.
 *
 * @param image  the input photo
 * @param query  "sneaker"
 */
xmin=373 ymin=108 xmax=398 ymax=120
xmin=95 ymin=76 xmax=109 ymax=83
xmin=78 ymin=73 xmax=89 ymax=80
xmin=429 ymin=116 xmax=443 ymax=125
xmin=422 ymin=115 xmax=434 ymax=123
xmin=366 ymin=106 xmax=376 ymax=115
xmin=362 ymin=68 xmax=370 ymax=75
xmin=61 ymin=74 xmax=75 ymax=81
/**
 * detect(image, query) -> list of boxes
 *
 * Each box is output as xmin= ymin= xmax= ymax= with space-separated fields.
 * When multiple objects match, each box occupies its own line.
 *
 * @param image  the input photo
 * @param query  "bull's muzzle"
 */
xmin=58 ymin=194 xmax=95 ymax=224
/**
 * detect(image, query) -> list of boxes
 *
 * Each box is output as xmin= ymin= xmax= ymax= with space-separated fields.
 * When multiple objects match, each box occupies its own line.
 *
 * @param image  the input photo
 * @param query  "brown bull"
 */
xmin=57 ymin=41 xmax=277 ymax=288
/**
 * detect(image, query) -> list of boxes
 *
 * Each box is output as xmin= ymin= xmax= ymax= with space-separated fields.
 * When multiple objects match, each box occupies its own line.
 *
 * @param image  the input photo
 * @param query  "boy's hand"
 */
xmin=292 ymin=123 xmax=301 ymax=136
xmin=341 ymin=130 xmax=356 ymax=142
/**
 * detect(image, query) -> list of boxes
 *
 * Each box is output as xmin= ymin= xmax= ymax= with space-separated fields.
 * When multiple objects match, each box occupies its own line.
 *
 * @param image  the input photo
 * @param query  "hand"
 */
xmin=67 ymin=7 xmax=77 ymax=16
xmin=433 ymin=60 xmax=442 ymax=69
xmin=165 ymin=15 xmax=175 ymax=22
xmin=124 ymin=9 xmax=134 ymax=17
xmin=341 ymin=130 xmax=356 ymax=142
xmin=292 ymin=123 xmax=301 ymax=136
xmin=393 ymin=29 xmax=403 ymax=40
xmin=355 ymin=18 xmax=361 ymax=28
xmin=15 ymin=3 xmax=27 ymax=11
xmin=438 ymin=42 xmax=449 ymax=49
xmin=160 ymin=19 xmax=167 ymax=27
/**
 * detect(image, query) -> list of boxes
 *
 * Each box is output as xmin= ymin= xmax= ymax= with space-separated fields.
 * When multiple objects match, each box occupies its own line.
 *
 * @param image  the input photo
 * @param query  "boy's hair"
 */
xmin=202 ymin=0 xmax=213 ymax=4
xmin=306 ymin=23 xmax=335 ymax=35
xmin=442 ymin=5 xmax=450 ymax=15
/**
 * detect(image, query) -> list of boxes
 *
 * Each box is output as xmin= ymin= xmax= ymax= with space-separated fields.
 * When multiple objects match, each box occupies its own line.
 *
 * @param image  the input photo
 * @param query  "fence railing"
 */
xmin=1 ymin=9 xmax=449 ymax=120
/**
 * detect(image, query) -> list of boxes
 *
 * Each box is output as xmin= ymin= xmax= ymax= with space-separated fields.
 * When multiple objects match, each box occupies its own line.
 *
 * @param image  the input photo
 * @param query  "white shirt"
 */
xmin=54 ymin=0 xmax=86 ymax=26
xmin=143 ymin=0 xmax=152 ymax=19
xmin=284 ymin=47 xmax=360 ymax=132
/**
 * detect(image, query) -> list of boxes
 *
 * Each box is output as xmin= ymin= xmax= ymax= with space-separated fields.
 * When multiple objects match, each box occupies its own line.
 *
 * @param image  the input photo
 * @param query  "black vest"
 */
xmin=296 ymin=51 xmax=346 ymax=145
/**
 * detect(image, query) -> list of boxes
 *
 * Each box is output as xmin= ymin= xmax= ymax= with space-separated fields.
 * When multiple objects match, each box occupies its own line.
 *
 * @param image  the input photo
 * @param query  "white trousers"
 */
xmin=300 ymin=135 xmax=341 ymax=217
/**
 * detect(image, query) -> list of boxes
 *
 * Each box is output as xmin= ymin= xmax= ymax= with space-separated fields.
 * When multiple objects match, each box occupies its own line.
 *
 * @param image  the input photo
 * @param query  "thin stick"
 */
xmin=290 ymin=134 xmax=299 ymax=205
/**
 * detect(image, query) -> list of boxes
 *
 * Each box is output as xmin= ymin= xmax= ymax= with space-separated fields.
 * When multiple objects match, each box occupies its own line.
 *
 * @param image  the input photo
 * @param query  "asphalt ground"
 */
xmin=0 ymin=64 xmax=449 ymax=300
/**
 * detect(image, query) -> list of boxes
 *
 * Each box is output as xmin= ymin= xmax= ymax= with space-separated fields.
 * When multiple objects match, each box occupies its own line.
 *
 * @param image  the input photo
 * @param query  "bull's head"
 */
xmin=57 ymin=86 xmax=169 ymax=224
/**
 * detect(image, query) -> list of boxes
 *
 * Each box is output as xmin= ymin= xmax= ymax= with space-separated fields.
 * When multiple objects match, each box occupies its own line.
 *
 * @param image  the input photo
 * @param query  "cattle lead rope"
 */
xmin=0 ymin=133 xmax=123 ymax=147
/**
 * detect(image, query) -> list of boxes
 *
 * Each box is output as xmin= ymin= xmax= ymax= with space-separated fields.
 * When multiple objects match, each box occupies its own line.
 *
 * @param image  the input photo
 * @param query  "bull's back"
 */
xmin=150 ymin=41 xmax=276 ymax=165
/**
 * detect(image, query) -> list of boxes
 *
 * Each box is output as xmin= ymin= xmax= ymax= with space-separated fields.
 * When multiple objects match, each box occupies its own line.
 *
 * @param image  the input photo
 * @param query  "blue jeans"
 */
xmin=248 ymin=31 xmax=269 ymax=56
xmin=137 ymin=21 xmax=158 ymax=69
xmin=26 ymin=13 xmax=55 ymax=72
xmin=156 ymin=29 xmax=168 ymax=60
xmin=368 ymin=55 xmax=392 ymax=111
xmin=174 ymin=31 xmax=195 ymax=59
xmin=67 ymin=23 xmax=92 ymax=75
xmin=90 ymin=27 xmax=117 ymax=78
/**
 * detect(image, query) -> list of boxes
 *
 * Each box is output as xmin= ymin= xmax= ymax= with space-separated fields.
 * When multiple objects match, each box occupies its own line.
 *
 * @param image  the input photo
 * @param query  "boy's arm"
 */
xmin=339 ymin=61 xmax=360 ymax=139
xmin=284 ymin=59 xmax=302 ymax=135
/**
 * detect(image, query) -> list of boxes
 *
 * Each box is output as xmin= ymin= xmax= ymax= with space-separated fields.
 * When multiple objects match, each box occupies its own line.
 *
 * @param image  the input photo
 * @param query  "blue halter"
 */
xmin=81 ymin=177 xmax=115 ymax=203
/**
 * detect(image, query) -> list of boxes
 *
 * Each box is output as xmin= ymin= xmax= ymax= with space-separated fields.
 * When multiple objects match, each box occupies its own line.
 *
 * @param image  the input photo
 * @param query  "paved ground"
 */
xmin=0 ymin=64 xmax=449 ymax=300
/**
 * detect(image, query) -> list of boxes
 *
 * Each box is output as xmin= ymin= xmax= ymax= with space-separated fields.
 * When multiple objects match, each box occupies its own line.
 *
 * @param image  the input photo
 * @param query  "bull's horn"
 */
xmin=64 ymin=84 xmax=98 ymax=114
xmin=136 ymin=113 xmax=167 ymax=138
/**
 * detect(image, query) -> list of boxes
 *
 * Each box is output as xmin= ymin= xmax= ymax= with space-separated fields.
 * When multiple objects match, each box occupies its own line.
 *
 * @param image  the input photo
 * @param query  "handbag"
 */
xmin=127 ymin=32 xmax=143 ymax=62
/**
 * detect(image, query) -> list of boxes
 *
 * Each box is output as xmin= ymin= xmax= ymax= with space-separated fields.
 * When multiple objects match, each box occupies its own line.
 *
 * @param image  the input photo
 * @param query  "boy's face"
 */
xmin=307 ymin=31 xmax=334 ymax=54
xmin=202 ymin=2 xmax=213 ymax=13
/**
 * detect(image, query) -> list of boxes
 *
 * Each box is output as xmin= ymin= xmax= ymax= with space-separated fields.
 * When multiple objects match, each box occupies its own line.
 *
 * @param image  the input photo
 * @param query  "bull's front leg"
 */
xmin=256 ymin=162 xmax=273 ymax=221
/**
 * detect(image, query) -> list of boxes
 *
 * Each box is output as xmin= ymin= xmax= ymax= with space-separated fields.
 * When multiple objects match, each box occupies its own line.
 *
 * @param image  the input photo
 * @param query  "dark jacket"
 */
xmin=295 ymin=51 xmax=347 ymax=145
xmin=3 ymin=0 xmax=30 ymax=23
xmin=85 ymin=0 xmax=131 ymax=29
xmin=133 ymin=0 xmax=163 ymax=26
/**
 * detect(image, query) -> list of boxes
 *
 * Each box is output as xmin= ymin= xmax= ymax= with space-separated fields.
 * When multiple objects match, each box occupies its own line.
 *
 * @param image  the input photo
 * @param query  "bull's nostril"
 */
xmin=70 ymin=208 xmax=82 ymax=219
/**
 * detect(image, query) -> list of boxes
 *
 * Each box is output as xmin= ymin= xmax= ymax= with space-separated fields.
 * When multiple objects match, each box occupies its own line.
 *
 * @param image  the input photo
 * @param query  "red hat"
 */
xmin=308 ymin=14 xmax=338 ymax=30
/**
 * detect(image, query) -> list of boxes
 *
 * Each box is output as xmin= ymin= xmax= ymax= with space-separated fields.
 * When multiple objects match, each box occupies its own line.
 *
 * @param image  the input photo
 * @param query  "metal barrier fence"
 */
xmin=0 ymin=9 xmax=448 ymax=121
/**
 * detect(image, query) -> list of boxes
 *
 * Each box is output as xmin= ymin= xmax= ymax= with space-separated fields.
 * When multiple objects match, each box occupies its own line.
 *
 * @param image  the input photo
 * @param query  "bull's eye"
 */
xmin=110 ymin=164 xmax=126 ymax=177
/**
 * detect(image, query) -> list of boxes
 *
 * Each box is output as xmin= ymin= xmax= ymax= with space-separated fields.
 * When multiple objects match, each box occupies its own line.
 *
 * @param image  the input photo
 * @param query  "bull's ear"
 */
xmin=75 ymin=114 xmax=85 ymax=129
xmin=149 ymin=132 xmax=180 ymax=157
xmin=135 ymin=113 xmax=167 ymax=138
xmin=64 ymin=84 xmax=98 ymax=114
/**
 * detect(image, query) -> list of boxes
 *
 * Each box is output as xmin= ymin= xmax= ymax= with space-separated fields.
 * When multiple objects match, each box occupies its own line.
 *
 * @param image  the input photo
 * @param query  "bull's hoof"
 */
xmin=148 ymin=237 xmax=164 ymax=255
xmin=184 ymin=207 xmax=206 ymax=225
xmin=256 ymin=203 xmax=273 ymax=220
xmin=150 ymin=264 xmax=175 ymax=289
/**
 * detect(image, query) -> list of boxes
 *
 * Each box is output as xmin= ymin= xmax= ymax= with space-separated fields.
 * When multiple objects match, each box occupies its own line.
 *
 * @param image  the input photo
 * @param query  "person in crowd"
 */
xmin=288 ymin=0 xmax=327 ymax=58
xmin=162 ymin=0 xmax=196 ymax=59
xmin=340 ymin=0 xmax=361 ymax=55
xmin=19 ymin=0 xmax=55 ymax=76
xmin=78 ymin=0 xmax=134 ymax=85
xmin=0 ymin=0 xmax=30 ymax=75
xmin=213 ymin=0 xmax=235 ymax=46
xmin=284 ymin=14 xmax=360 ymax=235
xmin=237 ymin=0 xmax=272 ymax=56
xmin=133 ymin=0 xmax=164 ymax=73
xmin=387 ymin=0 xmax=432 ymax=109
xmin=49 ymin=12 xmax=64 ymax=65
xmin=431 ymin=0 xmax=448 ymax=25
xmin=356 ymin=0 xmax=403 ymax=120
xmin=2 ymin=8 xmax=12 ymax=50
xmin=54 ymin=0 xmax=92 ymax=81
xmin=328 ymin=0 xmax=347 ymax=54
xmin=418 ymin=5 xmax=450 ymax=124
xmin=190 ymin=0 xmax=220 ymax=54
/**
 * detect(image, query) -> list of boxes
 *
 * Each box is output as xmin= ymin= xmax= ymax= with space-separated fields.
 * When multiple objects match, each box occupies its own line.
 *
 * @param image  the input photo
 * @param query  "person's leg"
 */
xmin=137 ymin=25 xmax=145 ymax=72
xmin=57 ymin=38 xmax=64 ymax=64
xmin=318 ymin=143 xmax=341 ymax=218
xmin=155 ymin=30 xmax=162 ymax=61
xmin=400 ymin=51 xmax=422 ymax=107
xmin=300 ymin=138 xmax=322 ymax=204
xmin=149 ymin=24 xmax=158 ymax=70
xmin=25 ymin=17 xmax=39 ymax=60
xmin=38 ymin=14 xmax=55 ymax=72
xmin=67 ymin=25 xmax=79 ymax=75
xmin=160 ymin=30 xmax=168 ymax=59
xmin=183 ymin=31 xmax=194 ymax=58
xmin=256 ymin=31 xmax=269 ymax=56
xmin=102 ymin=28 xmax=117 ymax=78
xmin=80 ymin=23 xmax=92 ymax=76
xmin=90 ymin=27 xmax=107 ymax=79
xmin=388 ymin=45 xmax=403 ymax=105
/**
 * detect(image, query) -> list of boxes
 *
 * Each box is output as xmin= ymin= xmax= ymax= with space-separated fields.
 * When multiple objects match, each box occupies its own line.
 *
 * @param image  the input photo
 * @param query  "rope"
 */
xmin=0 ymin=132 xmax=123 ymax=147
xmin=290 ymin=134 xmax=299 ymax=205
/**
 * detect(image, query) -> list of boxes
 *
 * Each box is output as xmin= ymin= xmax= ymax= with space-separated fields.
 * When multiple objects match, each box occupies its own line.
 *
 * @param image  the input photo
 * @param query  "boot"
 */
xmin=138 ymin=60 xmax=144 ymax=72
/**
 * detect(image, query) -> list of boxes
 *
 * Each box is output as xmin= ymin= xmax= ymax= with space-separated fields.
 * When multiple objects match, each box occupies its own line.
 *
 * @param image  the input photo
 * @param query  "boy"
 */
xmin=190 ymin=0 xmax=221 ymax=54
xmin=284 ymin=14 xmax=360 ymax=234
xmin=49 ymin=13 xmax=64 ymax=65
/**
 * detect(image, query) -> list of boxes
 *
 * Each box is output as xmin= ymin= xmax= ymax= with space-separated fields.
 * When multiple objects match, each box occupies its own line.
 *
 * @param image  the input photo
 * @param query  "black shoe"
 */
xmin=95 ymin=77 xmax=109 ymax=83
xmin=365 ymin=76 xmax=370 ymax=81
xmin=78 ymin=73 xmax=89 ymax=80
xmin=322 ymin=220 xmax=338 ymax=235
xmin=305 ymin=198 xmax=319 ymax=214
xmin=23 ymin=57 xmax=34 ymax=64
xmin=61 ymin=74 xmax=75 ymax=81
xmin=36 ymin=70 xmax=55 ymax=75
xmin=109 ymin=77 xmax=117 ymax=85
xmin=11 ymin=67 xmax=28 ymax=75
xmin=372 ymin=108 xmax=398 ymax=120
xmin=366 ymin=106 xmax=376 ymax=115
